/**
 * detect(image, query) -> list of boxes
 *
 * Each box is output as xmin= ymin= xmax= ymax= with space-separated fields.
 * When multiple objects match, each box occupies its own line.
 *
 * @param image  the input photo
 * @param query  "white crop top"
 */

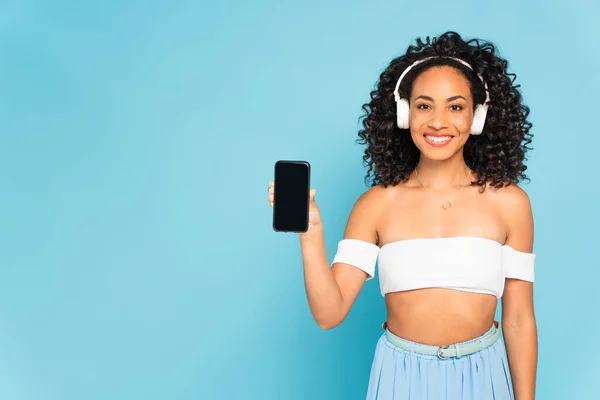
xmin=331 ymin=236 xmax=535 ymax=298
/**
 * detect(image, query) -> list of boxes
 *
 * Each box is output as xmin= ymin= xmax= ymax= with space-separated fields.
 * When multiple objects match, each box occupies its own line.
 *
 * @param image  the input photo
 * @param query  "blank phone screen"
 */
xmin=273 ymin=161 xmax=310 ymax=232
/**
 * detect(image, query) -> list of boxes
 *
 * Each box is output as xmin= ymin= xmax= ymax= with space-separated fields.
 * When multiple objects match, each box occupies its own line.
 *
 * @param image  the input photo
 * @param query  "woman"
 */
xmin=268 ymin=31 xmax=537 ymax=399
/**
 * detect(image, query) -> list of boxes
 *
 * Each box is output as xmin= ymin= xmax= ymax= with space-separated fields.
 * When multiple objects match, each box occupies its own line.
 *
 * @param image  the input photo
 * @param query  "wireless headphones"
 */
xmin=393 ymin=56 xmax=490 ymax=135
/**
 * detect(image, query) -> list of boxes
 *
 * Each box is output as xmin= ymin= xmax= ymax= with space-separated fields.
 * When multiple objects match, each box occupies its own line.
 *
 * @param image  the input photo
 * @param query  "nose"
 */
xmin=427 ymin=108 xmax=449 ymax=130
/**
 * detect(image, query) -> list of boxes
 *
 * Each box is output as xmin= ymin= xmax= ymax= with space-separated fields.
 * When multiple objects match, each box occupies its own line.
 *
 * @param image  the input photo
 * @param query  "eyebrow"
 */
xmin=414 ymin=95 xmax=467 ymax=102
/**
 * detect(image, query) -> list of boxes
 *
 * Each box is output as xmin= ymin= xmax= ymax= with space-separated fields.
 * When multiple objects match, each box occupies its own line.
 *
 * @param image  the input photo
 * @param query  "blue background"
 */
xmin=1 ymin=0 xmax=597 ymax=399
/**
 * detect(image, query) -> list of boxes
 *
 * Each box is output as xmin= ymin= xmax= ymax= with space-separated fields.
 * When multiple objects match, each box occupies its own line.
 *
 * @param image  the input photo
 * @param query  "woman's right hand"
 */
xmin=268 ymin=181 xmax=323 ymax=233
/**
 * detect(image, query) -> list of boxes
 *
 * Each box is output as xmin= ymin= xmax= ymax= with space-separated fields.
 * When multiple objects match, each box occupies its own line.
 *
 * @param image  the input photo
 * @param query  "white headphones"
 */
xmin=393 ymin=56 xmax=490 ymax=135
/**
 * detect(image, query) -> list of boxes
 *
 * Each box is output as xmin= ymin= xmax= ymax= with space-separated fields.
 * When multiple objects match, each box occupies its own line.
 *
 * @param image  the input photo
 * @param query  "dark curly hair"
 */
xmin=357 ymin=31 xmax=533 ymax=190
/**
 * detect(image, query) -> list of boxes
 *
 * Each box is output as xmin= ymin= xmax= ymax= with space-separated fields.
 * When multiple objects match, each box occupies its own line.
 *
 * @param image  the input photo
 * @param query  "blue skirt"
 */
xmin=366 ymin=323 xmax=514 ymax=399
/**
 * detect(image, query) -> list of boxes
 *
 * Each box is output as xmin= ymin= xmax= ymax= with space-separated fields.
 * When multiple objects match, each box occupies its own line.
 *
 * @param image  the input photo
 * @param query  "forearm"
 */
xmin=503 ymin=318 xmax=538 ymax=400
xmin=299 ymin=225 xmax=344 ymax=329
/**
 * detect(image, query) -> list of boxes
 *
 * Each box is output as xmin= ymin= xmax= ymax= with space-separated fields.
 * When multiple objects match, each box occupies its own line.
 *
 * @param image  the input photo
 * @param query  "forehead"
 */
xmin=411 ymin=66 xmax=472 ymax=98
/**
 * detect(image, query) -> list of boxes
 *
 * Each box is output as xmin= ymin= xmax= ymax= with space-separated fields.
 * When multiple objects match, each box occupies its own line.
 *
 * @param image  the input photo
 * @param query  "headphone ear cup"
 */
xmin=470 ymin=104 xmax=488 ymax=135
xmin=396 ymin=98 xmax=410 ymax=129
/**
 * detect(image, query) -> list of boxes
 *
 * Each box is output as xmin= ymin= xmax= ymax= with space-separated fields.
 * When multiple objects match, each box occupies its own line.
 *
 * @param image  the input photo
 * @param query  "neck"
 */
xmin=414 ymin=153 xmax=471 ymax=190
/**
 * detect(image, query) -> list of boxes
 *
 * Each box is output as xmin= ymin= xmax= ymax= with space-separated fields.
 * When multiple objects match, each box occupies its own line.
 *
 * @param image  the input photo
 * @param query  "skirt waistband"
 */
xmin=383 ymin=321 xmax=500 ymax=359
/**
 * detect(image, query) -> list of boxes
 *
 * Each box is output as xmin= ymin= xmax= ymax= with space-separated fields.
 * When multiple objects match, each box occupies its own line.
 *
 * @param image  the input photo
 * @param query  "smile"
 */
xmin=424 ymin=134 xmax=454 ymax=147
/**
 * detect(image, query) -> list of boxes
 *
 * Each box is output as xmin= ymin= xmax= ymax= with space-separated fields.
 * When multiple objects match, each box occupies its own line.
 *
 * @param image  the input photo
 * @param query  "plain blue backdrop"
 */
xmin=1 ymin=0 xmax=598 ymax=399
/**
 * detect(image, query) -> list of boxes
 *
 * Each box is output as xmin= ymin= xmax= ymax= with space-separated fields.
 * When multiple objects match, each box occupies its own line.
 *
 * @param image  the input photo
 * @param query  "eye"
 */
xmin=416 ymin=104 xmax=431 ymax=110
xmin=450 ymin=104 xmax=463 ymax=111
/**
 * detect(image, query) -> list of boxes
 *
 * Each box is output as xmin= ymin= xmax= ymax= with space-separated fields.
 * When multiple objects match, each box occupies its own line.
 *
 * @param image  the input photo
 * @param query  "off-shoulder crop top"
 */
xmin=331 ymin=236 xmax=535 ymax=298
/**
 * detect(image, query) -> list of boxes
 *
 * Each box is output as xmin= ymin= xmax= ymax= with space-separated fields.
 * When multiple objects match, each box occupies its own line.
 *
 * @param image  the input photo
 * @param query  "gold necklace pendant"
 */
xmin=415 ymin=168 xmax=471 ymax=211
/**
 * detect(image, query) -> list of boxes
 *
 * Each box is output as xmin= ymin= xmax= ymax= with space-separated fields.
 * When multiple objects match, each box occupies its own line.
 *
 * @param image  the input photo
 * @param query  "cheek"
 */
xmin=409 ymin=111 xmax=428 ymax=131
xmin=450 ymin=111 xmax=473 ymax=130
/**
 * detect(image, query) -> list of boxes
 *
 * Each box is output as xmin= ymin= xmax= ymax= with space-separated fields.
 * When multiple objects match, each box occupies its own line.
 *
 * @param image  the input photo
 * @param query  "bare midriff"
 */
xmin=383 ymin=288 xmax=498 ymax=346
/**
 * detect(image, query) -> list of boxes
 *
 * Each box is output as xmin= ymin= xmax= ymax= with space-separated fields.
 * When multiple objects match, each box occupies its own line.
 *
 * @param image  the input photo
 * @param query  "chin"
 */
xmin=420 ymin=149 xmax=457 ymax=161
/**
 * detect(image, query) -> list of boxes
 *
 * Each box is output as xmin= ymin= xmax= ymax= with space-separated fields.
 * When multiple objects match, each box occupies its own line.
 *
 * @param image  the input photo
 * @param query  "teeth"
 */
xmin=425 ymin=135 xmax=452 ymax=143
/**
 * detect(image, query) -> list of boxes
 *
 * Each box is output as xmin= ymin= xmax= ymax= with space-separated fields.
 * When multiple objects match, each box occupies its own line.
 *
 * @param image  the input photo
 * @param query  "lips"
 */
xmin=423 ymin=133 xmax=454 ymax=147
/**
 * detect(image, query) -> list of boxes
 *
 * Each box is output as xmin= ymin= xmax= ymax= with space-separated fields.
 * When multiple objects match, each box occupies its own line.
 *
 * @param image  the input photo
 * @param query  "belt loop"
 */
xmin=479 ymin=337 xmax=485 ymax=351
xmin=455 ymin=344 xmax=462 ymax=358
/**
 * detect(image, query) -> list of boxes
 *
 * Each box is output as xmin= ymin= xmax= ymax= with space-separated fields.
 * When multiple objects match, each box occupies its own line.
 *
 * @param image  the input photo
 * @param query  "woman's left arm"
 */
xmin=500 ymin=185 xmax=538 ymax=400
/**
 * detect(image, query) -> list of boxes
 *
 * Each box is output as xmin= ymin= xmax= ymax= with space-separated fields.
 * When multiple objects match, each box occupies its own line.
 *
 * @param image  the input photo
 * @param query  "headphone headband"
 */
xmin=393 ymin=56 xmax=489 ymax=105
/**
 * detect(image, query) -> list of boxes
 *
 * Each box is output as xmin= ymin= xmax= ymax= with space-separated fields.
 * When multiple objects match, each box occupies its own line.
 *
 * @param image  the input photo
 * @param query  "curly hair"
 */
xmin=357 ymin=31 xmax=533 ymax=190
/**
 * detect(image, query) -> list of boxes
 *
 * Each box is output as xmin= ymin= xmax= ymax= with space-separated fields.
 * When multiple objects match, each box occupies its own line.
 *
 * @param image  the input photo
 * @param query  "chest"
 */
xmin=377 ymin=187 xmax=506 ymax=245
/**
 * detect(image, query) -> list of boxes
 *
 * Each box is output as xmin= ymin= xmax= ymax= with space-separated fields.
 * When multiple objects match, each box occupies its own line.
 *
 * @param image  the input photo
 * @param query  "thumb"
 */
xmin=309 ymin=189 xmax=316 ymax=201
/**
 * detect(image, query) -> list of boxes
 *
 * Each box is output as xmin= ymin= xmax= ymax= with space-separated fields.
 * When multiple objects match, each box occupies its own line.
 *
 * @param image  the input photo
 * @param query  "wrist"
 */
xmin=299 ymin=223 xmax=324 ymax=239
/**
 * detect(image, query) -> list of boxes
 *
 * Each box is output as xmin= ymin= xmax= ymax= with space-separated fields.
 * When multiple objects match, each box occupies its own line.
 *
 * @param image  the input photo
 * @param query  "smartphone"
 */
xmin=272 ymin=160 xmax=311 ymax=233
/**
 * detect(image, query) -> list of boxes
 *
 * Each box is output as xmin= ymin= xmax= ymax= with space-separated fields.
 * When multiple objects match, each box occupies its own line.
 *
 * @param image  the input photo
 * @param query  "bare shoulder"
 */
xmin=353 ymin=183 xmax=396 ymax=209
xmin=486 ymin=182 xmax=532 ymax=217
xmin=487 ymin=182 xmax=534 ymax=251
xmin=344 ymin=184 xmax=396 ymax=244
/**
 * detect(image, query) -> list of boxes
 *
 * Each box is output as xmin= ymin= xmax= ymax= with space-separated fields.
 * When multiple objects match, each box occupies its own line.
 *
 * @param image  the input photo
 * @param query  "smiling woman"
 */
xmin=267 ymin=31 xmax=537 ymax=400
